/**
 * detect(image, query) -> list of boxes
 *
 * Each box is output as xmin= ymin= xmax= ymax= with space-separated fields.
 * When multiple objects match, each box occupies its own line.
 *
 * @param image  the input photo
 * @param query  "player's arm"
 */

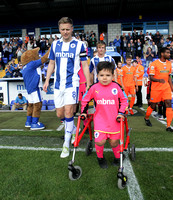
xmin=120 ymin=76 xmax=124 ymax=89
xmin=81 ymin=60 xmax=91 ymax=90
xmin=43 ymin=59 xmax=55 ymax=92
xmin=90 ymin=71 xmax=94 ymax=84
xmin=150 ymin=75 xmax=165 ymax=83
xmin=168 ymin=75 xmax=173 ymax=91
xmin=114 ymin=69 xmax=117 ymax=82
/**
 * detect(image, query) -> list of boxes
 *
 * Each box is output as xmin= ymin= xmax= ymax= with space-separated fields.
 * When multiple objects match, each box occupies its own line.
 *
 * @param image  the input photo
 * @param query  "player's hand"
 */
xmin=159 ymin=79 xmax=165 ymax=83
xmin=136 ymin=85 xmax=138 ymax=92
xmin=43 ymin=81 xmax=49 ymax=92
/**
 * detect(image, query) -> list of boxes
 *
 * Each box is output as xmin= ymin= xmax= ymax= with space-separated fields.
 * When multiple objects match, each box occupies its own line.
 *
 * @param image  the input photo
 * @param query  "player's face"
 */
xmin=59 ymin=23 xmax=73 ymax=42
xmin=126 ymin=58 xmax=132 ymax=66
xmin=97 ymin=69 xmax=113 ymax=85
xmin=117 ymin=63 xmax=122 ymax=68
xmin=163 ymin=50 xmax=171 ymax=60
xmin=97 ymin=45 xmax=106 ymax=56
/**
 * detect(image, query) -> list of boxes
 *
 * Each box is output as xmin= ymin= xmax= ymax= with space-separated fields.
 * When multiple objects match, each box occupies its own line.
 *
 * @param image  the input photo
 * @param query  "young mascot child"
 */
xmin=81 ymin=61 xmax=128 ymax=168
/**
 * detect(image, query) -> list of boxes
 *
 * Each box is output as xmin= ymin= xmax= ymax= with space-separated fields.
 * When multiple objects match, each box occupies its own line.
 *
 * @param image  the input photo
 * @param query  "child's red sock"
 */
xmin=95 ymin=144 xmax=104 ymax=158
xmin=112 ymin=144 xmax=120 ymax=159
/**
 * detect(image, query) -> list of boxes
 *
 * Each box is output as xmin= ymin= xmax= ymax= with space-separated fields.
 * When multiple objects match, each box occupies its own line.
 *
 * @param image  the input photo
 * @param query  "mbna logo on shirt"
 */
xmin=56 ymin=51 xmax=74 ymax=58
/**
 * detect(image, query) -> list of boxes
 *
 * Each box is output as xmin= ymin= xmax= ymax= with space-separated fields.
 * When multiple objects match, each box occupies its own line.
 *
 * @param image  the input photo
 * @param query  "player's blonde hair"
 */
xmin=58 ymin=17 xmax=73 ymax=26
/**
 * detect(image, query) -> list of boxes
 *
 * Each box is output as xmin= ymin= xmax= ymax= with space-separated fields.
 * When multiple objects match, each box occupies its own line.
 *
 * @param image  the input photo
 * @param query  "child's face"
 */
xmin=97 ymin=69 xmax=113 ymax=86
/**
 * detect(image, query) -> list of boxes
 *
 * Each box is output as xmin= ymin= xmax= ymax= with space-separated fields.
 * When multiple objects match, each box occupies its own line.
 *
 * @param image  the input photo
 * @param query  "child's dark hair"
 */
xmin=97 ymin=61 xmax=115 ymax=74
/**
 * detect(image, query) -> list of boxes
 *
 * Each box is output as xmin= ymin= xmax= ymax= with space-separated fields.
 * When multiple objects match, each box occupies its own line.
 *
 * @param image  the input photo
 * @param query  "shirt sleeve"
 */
xmin=117 ymin=86 xmax=128 ymax=113
xmin=149 ymin=62 xmax=155 ymax=75
xmin=15 ymin=97 xmax=18 ymax=103
xmin=89 ymin=59 xmax=94 ymax=73
xmin=81 ymin=86 xmax=94 ymax=113
xmin=49 ymin=43 xmax=55 ymax=60
xmin=80 ymin=42 xmax=87 ymax=61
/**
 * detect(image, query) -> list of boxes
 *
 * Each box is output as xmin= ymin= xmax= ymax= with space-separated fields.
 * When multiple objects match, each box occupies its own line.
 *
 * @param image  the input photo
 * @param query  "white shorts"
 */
xmin=54 ymin=87 xmax=79 ymax=108
xmin=28 ymin=88 xmax=43 ymax=104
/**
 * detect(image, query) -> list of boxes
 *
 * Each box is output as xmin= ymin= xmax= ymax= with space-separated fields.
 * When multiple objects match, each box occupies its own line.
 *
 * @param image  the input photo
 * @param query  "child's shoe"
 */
xmin=129 ymin=108 xmax=134 ymax=115
xmin=60 ymin=145 xmax=70 ymax=158
xmin=97 ymin=156 xmax=108 ymax=169
xmin=30 ymin=122 xmax=45 ymax=130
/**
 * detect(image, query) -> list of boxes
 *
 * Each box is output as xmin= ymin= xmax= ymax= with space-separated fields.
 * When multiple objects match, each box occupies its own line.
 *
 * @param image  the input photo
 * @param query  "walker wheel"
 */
xmin=69 ymin=166 xmax=82 ymax=181
xmin=85 ymin=140 xmax=93 ymax=156
xmin=117 ymin=178 xmax=127 ymax=190
xmin=130 ymin=144 xmax=136 ymax=161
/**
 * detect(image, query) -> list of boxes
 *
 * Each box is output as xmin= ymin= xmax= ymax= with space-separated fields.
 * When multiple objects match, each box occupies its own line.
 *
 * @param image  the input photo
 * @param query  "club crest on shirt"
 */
xmin=94 ymin=132 xmax=99 ymax=138
xmin=72 ymin=91 xmax=76 ymax=100
xmin=151 ymin=66 xmax=154 ymax=70
xmin=112 ymin=88 xmax=118 ymax=95
xmin=70 ymin=43 xmax=76 ymax=48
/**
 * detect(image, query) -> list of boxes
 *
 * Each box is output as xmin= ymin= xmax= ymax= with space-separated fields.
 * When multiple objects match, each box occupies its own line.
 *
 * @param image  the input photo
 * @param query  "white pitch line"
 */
xmin=0 ymin=146 xmax=173 ymax=152
xmin=0 ymin=129 xmax=54 ymax=131
xmin=124 ymin=155 xmax=144 ymax=200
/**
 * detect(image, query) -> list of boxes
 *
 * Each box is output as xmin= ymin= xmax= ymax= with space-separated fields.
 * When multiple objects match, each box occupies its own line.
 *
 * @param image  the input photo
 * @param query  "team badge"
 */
xmin=105 ymin=58 xmax=109 ymax=61
xmin=70 ymin=43 xmax=76 ymax=48
xmin=112 ymin=88 xmax=118 ymax=95
xmin=94 ymin=132 xmax=99 ymax=138
xmin=164 ymin=66 xmax=166 ymax=69
xmin=151 ymin=66 xmax=154 ymax=70
xmin=72 ymin=91 xmax=76 ymax=100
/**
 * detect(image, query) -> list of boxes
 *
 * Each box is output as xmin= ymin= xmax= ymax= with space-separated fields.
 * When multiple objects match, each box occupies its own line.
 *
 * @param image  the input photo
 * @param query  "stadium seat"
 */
xmin=47 ymin=100 xmax=55 ymax=110
xmin=41 ymin=100 xmax=47 ymax=110
xmin=2 ymin=57 xmax=8 ymax=64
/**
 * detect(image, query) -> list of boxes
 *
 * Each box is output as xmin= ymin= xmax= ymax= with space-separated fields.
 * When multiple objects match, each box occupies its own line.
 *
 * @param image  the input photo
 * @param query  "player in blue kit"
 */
xmin=43 ymin=17 xmax=91 ymax=158
xmin=89 ymin=41 xmax=117 ymax=83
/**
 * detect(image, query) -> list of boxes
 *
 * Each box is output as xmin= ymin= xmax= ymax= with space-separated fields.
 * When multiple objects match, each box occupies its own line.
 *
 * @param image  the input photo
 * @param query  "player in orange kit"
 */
xmin=132 ymin=60 xmax=144 ymax=107
xmin=144 ymin=47 xmax=173 ymax=132
xmin=116 ymin=61 xmax=124 ymax=87
xmin=121 ymin=55 xmax=138 ymax=115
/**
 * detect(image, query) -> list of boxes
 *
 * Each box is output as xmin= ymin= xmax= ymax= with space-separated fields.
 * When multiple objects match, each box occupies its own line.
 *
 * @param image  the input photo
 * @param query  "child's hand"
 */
xmin=116 ymin=114 xmax=124 ymax=122
xmin=81 ymin=113 xmax=87 ymax=120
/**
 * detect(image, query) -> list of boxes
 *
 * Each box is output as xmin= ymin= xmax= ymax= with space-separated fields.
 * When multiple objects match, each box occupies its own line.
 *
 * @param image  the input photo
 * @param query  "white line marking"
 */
xmin=124 ymin=154 xmax=144 ymax=200
xmin=0 ymin=129 xmax=54 ymax=131
xmin=0 ymin=146 xmax=173 ymax=152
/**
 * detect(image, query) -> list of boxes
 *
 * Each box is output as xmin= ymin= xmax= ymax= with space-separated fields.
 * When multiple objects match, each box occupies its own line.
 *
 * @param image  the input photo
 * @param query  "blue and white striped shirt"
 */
xmin=49 ymin=37 xmax=87 ymax=90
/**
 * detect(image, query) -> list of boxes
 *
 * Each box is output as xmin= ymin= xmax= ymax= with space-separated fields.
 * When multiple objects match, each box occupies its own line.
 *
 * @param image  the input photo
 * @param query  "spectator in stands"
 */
xmin=90 ymin=31 xmax=96 ymax=38
xmin=146 ymin=47 xmax=154 ymax=68
xmin=21 ymin=43 xmax=27 ymax=53
xmin=126 ymin=32 xmax=133 ymax=42
xmin=136 ymin=56 xmax=142 ymax=65
xmin=144 ymin=32 xmax=152 ymax=41
xmin=10 ymin=59 xmax=18 ymax=73
xmin=157 ymin=38 xmax=165 ymax=56
xmin=16 ymin=46 xmax=23 ymax=62
xmin=25 ymin=34 xmax=30 ymax=47
xmin=126 ymin=43 xmax=132 ymax=58
xmin=80 ymin=30 xmax=86 ymax=40
xmin=113 ymin=35 xmax=121 ymax=53
xmin=82 ymin=37 xmax=88 ymax=48
xmin=49 ymin=35 xmax=54 ymax=45
xmin=169 ymin=42 xmax=173 ymax=59
xmin=143 ymin=40 xmax=151 ymax=59
xmin=3 ymin=42 xmax=9 ymax=61
xmin=100 ymin=32 xmax=105 ymax=42
xmin=3 ymin=64 xmax=13 ymax=78
xmin=151 ymin=41 xmax=158 ymax=56
xmin=8 ymin=43 xmax=12 ymax=56
xmin=130 ymin=39 xmax=135 ymax=58
xmin=136 ymin=39 xmax=143 ymax=58
xmin=40 ymin=37 xmax=46 ymax=54
xmin=27 ymin=39 xmax=33 ymax=50
xmin=54 ymin=35 xmax=59 ymax=41
xmin=138 ymin=31 xmax=145 ymax=44
xmin=122 ymin=36 xmax=127 ymax=55
xmin=132 ymin=29 xmax=138 ymax=41
xmin=154 ymin=31 xmax=161 ymax=45
xmin=164 ymin=38 xmax=171 ymax=47
xmin=12 ymin=93 xmax=27 ymax=111
xmin=89 ymin=34 xmax=97 ymax=47
xmin=12 ymin=43 xmax=18 ymax=58
xmin=36 ymin=35 xmax=41 ymax=48
xmin=13 ymin=61 xmax=23 ymax=77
